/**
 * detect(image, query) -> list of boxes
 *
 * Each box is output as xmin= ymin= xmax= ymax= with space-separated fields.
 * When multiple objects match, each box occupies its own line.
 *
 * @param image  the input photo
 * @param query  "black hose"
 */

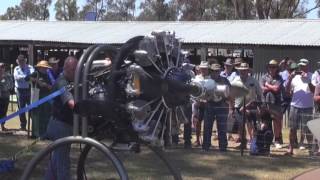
xmin=77 ymin=140 xmax=183 ymax=180
xmin=20 ymin=136 xmax=128 ymax=180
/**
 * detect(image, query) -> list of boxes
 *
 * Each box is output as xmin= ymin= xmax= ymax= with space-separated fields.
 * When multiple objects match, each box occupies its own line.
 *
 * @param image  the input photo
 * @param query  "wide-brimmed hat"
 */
xmin=36 ymin=60 xmax=52 ymax=69
xmin=268 ymin=59 xmax=278 ymax=66
xmin=48 ymin=57 xmax=60 ymax=64
xmin=210 ymin=63 xmax=221 ymax=71
xmin=224 ymin=58 xmax=234 ymax=66
xmin=298 ymin=62 xmax=307 ymax=66
xmin=299 ymin=58 xmax=309 ymax=64
xmin=198 ymin=61 xmax=209 ymax=68
xmin=235 ymin=63 xmax=250 ymax=70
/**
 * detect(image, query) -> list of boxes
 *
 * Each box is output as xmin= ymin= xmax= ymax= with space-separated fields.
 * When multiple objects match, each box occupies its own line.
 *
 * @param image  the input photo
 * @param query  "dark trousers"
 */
xmin=203 ymin=101 xmax=228 ymax=150
xmin=0 ymin=97 xmax=9 ymax=125
xmin=183 ymin=103 xmax=192 ymax=145
xmin=16 ymin=88 xmax=30 ymax=129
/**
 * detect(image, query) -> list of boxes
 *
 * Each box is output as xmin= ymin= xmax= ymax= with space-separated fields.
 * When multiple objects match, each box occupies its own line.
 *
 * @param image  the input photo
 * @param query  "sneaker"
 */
xmin=275 ymin=143 xmax=282 ymax=149
xmin=299 ymin=146 xmax=306 ymax=150
xmin=228 ymin=135 xmax=235 ymax=141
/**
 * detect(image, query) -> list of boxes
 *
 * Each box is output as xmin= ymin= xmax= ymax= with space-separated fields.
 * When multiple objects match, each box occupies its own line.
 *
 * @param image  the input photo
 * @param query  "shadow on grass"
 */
xmin=0 ymin=134 xmax=320 ymax=180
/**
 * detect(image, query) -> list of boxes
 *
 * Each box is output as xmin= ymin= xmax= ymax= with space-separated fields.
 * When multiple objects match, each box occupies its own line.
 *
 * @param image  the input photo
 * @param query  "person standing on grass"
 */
xmin=0 ymin=63 xmax=14 ymax=131
xmin=45 ymin=56 xmax=78 ymax=180
xmin=260 ymin=60 xmax=284 ymax=149
xmin=192 ymin=61 xmax=210 ymax=146
xmin=220 ymin=58 xmax=237 ymax=141
xmin=232 ymin=63 xmax=262 ymax=149
xmin=313 ymin=82 xmax=320 ymax=155
xmin=202 ymin=63 xmax=231 ymax=152
xmin=29 ymin=60 xmax=52 ymax=138
xmin=285 ymin=59 xmax=314 ymax=155
xmin=13 ymin=54 xmax=35 ymax=131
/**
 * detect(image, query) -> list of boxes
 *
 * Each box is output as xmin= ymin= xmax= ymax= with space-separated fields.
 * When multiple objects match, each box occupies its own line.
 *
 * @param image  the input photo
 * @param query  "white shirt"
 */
xmin=311 ymin=70 xmax=320 ymax=86
xmin=290 ymin=72 xmax=313 ymax=108
xmin=232 ymin=76 xmax=262 ymax=108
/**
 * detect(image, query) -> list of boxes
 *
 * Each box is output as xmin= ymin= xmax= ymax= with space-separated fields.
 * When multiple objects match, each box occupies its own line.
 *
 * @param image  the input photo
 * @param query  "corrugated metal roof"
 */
xmin=0 ymin=19 xmax=319 ymax=46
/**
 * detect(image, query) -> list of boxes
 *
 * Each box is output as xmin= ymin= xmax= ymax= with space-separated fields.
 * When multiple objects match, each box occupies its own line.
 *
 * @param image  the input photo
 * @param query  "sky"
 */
xmin=0 ymin=0 xmax=318 ymax=20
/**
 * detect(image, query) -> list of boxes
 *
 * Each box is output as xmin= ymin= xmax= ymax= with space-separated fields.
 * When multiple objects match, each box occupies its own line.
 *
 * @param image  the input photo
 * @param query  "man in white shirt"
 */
xmin=192 ymin=61 xmax=210 ymax=146
xmin=285 ymin=60 xmax=314 ymax=155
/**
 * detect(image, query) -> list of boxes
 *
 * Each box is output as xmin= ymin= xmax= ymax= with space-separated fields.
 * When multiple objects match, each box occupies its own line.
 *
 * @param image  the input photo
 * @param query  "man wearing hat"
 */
xmin=231 ymin=63 xmax=262 ymax=149
xmin=202 ymin=63 xmax=231 ymax=152
xmin=192 ymin=61 xmax=210 ymax=146
xmin=220 ymin=58 xmax=237 ymax=83
xmin=285 ymin=59 xmax=314 ymax=155
xmin=29 ymin=60 xmax=53 ymax=138
xmin=13 ymin=54 xmax=35 ymax=131
xmin=48 ymin=57 xmax=62 ymax=85
xmin=260 ymin=60 xmax=284 ymax=149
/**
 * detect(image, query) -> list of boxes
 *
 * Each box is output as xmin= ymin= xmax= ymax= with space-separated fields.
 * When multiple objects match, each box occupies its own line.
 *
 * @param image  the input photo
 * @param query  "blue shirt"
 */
xmin=13 ymin=65 xmax=35 ymax=89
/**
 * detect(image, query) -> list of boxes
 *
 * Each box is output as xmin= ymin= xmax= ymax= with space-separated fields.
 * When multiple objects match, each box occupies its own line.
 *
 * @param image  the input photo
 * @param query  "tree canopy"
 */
xmin=1 ymin=0 xmax=319 ymax=21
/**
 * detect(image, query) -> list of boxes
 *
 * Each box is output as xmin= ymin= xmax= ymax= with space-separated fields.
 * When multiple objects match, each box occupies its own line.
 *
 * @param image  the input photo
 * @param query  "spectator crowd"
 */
xmin=0 ymin=54 xmax=320 ymax=158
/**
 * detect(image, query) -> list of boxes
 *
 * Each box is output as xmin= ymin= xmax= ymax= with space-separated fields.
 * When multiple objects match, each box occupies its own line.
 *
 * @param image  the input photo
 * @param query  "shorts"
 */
xmin=288 ymin=106 xmax=313 ymax=130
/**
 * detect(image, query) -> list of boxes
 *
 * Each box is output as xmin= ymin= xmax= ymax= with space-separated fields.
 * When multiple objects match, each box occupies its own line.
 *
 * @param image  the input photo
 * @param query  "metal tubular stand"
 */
xmin=74 ymin=45 xmax=98 ymax=136
xmin=81 ymin=45 xmax=117 ymax=137
xmin=20 ymin=136 xmax=128 ymax=180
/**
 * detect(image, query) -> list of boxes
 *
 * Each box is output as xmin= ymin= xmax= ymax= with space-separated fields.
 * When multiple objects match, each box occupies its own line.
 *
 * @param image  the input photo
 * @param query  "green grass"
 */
xmin=0 ymin=103 xmax=319 ymax=179
xmin=0 ymin=133 xmax=319 ymax=180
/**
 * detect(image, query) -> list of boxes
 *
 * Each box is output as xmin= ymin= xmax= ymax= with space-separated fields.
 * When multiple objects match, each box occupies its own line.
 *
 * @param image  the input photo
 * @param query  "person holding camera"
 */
xmin=0 ymin=63 xmax=14 ymax=131
xmin=285 ymin=59 xmax=314 ymax=155
xmin=232 ymin=63 xmax=262 ymax=149
xmin=260 ymin=60 xmax=284 ymax=149
xmin=13 ymin=54 xmax=35 ymax=131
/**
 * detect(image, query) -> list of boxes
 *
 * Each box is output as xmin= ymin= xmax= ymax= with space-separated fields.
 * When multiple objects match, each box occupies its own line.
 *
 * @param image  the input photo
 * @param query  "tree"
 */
xmin=0 ymin=6 xmax=24 ymax=20
xmin=229 ymin=0 xmax=308 ymax=19
xmin=1 ymin=0 xmax=52 ymax=20
xmin=79 ymin=0 xmax=107 ymax=20
xmin=177 ymin=0 xmax=235 ymax=20
xmin=55 ymin=0 xmax=79 ymax=20
xmin=138 ymin=0 xmax=178 ymax=21
xmin=105 ymin=0 xmax=136 ymax=21
xmin=36 ymin=0 xmax=52 ymax=20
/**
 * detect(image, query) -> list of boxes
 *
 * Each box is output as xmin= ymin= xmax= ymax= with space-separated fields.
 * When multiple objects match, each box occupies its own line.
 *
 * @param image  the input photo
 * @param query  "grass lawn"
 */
xmin=0 ymin=103 xmax=319 ymax=179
